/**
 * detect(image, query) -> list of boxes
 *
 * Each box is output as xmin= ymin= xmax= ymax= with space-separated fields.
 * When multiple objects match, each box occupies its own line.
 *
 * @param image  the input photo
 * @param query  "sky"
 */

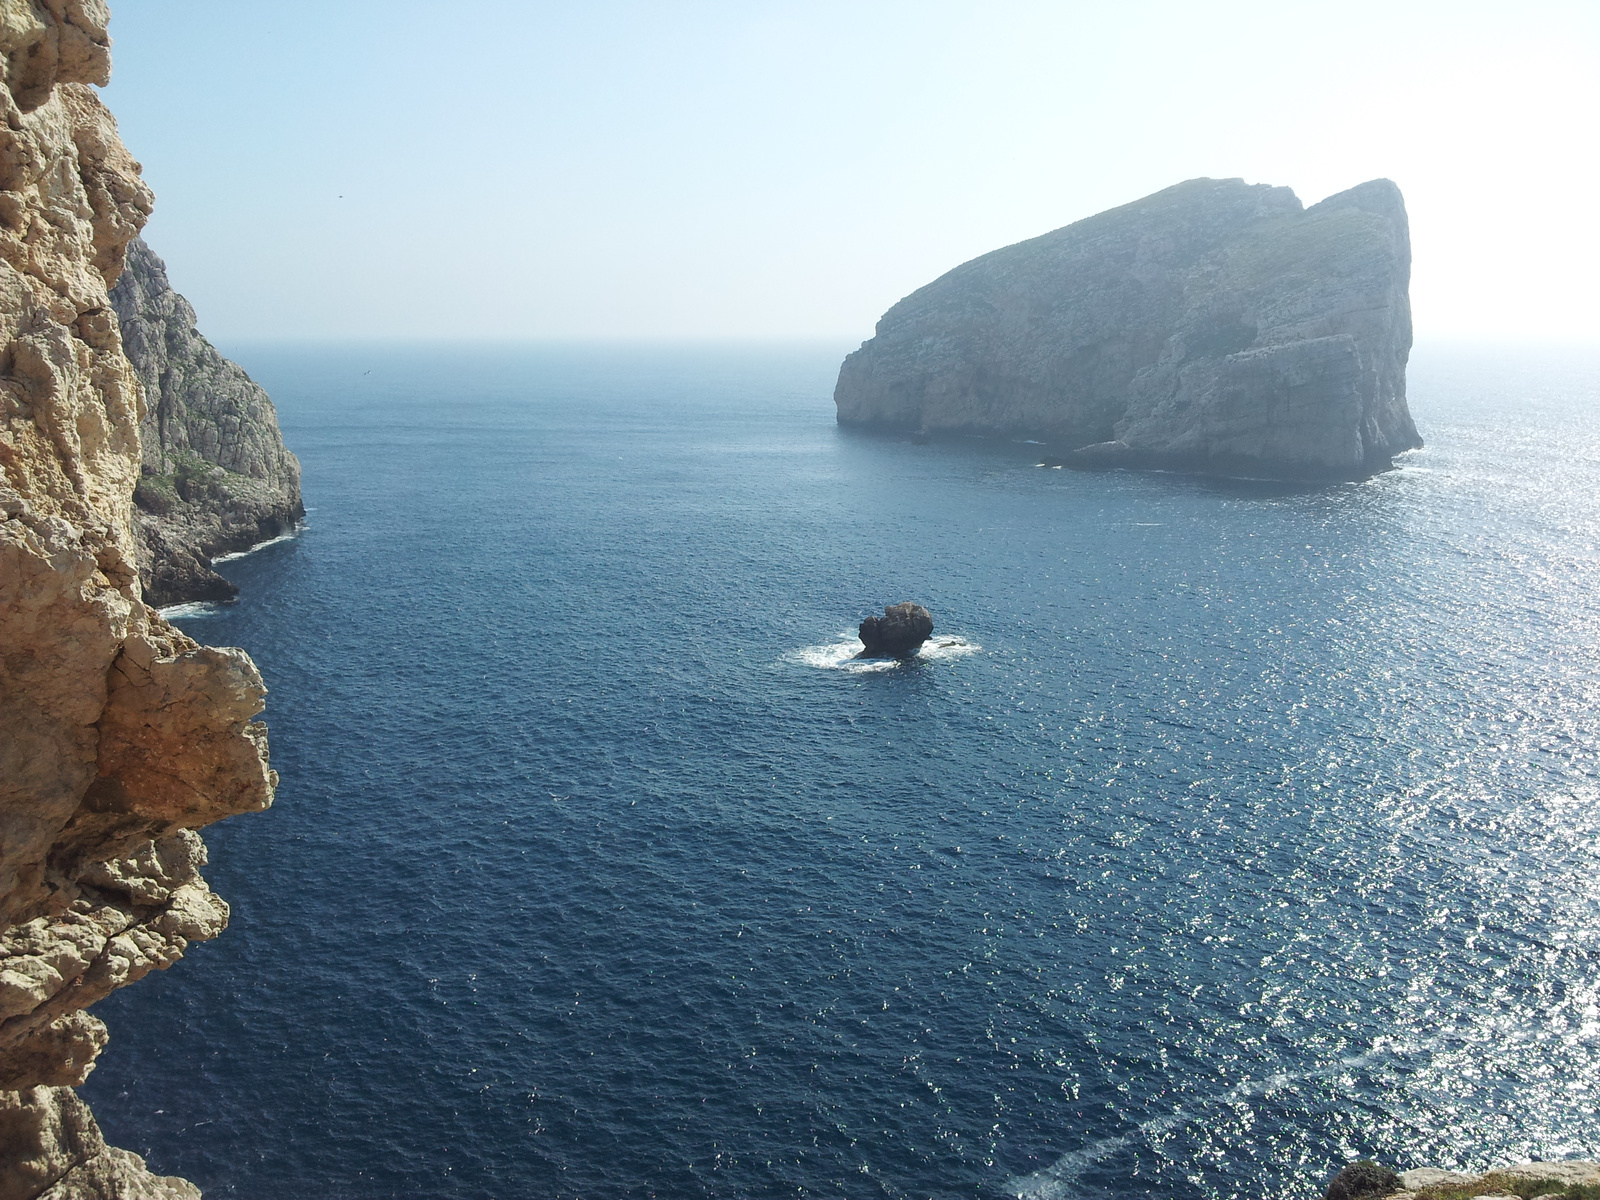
xmin=101 ymin=1 xmax=1600 ymax=344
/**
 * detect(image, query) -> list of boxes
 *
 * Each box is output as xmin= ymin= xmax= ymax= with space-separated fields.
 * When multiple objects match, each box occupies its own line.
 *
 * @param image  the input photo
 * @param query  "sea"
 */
xmin=82 ymin=342 xmax=1600 ymax=1199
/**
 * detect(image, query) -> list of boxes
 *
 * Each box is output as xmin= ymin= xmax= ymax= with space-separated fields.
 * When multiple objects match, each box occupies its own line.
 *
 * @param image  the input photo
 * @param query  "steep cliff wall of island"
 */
xmin=0 ymin=4 xmax=275 ymax=1197
xmin=835 ymin=177 xmax=1421 ymax=480
xmin=111 ymin=236 xmax=301 ymax=607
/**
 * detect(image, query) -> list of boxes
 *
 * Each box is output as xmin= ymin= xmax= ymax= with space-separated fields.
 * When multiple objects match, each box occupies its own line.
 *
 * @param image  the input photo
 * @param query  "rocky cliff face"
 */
xmin=0 ymin=4 xmax=275 ymax=1197
xmin=111 ymin=235 xmax=301 ymax=607
xmin=835 ymin=177 xmax=1421 ymax=480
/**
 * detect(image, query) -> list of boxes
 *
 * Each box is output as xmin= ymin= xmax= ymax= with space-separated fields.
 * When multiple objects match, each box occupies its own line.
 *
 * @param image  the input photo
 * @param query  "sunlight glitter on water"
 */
xmin=93 ymin=343 xmax=1600 ymax=1200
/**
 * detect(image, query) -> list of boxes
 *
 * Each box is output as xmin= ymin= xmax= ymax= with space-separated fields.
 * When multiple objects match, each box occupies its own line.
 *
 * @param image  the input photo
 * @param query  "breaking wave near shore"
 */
xmin=786 ymin=632 xmax=981 ymax=672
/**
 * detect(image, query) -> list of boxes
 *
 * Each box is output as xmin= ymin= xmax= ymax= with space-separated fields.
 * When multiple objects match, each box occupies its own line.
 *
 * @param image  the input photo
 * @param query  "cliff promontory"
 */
xmin=0 ymin=4 xmax=275 ymax=1197
xmin=111 ymin=236 xmax=301 ymax=607
xmin=835 ymin=177 xmax=1421 ymax=480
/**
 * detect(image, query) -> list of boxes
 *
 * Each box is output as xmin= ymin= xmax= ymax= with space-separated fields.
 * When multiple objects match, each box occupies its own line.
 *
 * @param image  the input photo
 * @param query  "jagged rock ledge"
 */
xmin=111 ymin=236 xmax=302 ymax=607
xmin=835 ymin=177 xmax=1422 ymax=482
xmin=0 ymin=4 xmax=278 ymax=1197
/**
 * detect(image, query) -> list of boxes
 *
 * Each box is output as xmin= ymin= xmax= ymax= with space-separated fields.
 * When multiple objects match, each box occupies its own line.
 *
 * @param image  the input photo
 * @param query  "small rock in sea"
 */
xmin=858 ymin=602 xmax=934 ymax=658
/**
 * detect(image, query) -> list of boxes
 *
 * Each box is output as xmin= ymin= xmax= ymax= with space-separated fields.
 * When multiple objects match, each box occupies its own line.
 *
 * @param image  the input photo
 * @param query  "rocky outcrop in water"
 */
xmin=111 ymin=236 xmax=301 ymax=607
xmin=0 ymin=5 xmax=275 ymax=1196
xmin=835 ymin=177 xmax=1421 ymax=480
xmin=858 ymin=602 xmax=934 ymax=657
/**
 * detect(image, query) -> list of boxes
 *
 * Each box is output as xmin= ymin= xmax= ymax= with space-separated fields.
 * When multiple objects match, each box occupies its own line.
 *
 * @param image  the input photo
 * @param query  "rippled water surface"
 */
xmin=84 ymin=343 xmax=1600 ymax=1199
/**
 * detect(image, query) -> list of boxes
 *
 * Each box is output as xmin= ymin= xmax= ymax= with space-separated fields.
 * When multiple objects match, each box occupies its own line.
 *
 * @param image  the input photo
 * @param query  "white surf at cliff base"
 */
xmin=787 ymin=633 xmax=980 ymax=673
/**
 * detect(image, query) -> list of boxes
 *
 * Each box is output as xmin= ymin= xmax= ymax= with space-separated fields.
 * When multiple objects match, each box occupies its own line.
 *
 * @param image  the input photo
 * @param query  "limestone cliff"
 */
xmin=0 ymin=4 xmax=274 ymax=1197
xmin=111 ymin=236 xmax=301 ymax=607
xmin=834 ymin=177 xmax=1421 ymax=480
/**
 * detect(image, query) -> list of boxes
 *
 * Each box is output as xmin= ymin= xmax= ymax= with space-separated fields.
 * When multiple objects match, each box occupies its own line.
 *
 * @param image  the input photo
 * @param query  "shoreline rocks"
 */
xmin=835 ymin=176 xmax=1421 ymax=482
xmin=858 ymin=602 xmax=934 ymax=657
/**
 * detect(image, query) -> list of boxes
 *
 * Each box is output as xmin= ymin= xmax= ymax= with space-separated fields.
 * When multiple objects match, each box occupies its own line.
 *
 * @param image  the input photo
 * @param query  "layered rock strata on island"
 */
xmin=834 ymin=177 xmax=1422 ymax=480
xmin=0 ymin=5 xmax=276 ymax=1198
xmin=111 ymin=235 xmax=302 ymax=607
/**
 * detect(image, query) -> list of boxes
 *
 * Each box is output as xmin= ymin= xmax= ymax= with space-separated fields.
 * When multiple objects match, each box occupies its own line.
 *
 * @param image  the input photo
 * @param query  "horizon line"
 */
xmin=207 ymin=333 xmax=1600 ymax=350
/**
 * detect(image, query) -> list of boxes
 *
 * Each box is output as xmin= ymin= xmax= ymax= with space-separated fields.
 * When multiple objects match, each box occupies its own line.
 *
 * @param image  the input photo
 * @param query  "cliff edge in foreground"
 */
xmin=835 ymin=177 xmax=1421 ymax=480
xmin=0 ymin=4 xmax=275 ymax=1197
xmin=111 ymin=236 xmax=302 ymax=607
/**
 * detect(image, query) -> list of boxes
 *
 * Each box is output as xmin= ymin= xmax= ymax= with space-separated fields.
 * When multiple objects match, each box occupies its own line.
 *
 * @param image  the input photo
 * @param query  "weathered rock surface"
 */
xmin=858 ymin=602 xmax=934 ymax=658
xmin=835 ymin=177 xmax=1421 ymax=480
xmin=111 ymin=235 xmax=301 ymax=607
xmin=1392 ymin=1162 xmax=1600 ymax=1195
xmin=0 ymin=1088 xmax=198 ymax=1200
xmin=0 ymin=3 xmax=275 ymax=1196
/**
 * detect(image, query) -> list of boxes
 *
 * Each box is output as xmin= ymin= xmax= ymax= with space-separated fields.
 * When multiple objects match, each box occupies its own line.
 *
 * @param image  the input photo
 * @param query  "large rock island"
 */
xmin=112 ymin=236 xmax=302 ymax=607
xmin=834 ymin=177 xmax=1421 ymax=480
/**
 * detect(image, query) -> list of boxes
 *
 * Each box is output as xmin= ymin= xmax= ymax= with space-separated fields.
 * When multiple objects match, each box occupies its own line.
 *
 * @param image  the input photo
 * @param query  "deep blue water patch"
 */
xmin=84 ymin=343 xmax=1600 ymax=1199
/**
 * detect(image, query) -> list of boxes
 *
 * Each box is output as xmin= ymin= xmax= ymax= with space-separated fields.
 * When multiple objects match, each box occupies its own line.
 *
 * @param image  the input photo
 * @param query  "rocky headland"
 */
xmin=111 ymin=235 xmax=301 ymax=608
xmin=0 ymin=5 xmax=275 ymax=1198
xmin=834 ymin=177 xmax=1421 ymax=480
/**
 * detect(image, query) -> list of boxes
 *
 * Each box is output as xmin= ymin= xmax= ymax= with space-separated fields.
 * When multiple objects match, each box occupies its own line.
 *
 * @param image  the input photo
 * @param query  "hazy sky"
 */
xmin=103 ymin=1 xmax=1598 ymax=344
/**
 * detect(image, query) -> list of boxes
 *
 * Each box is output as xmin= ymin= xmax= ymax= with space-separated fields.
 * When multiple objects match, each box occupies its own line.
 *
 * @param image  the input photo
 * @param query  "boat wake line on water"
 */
xmin=1004 ymin=1045 xmax=1401 ymax=1199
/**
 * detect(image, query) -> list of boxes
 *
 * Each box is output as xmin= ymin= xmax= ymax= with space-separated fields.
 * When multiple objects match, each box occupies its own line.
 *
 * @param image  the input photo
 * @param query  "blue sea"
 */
xmin=83 ymin=343 xmax=1600 ymax=1199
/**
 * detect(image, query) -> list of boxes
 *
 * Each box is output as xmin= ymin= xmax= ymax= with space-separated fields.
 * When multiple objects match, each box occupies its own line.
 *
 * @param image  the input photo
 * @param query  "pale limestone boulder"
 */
xmin=1399 ymin=1169 xmax=1476 ymax=1189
